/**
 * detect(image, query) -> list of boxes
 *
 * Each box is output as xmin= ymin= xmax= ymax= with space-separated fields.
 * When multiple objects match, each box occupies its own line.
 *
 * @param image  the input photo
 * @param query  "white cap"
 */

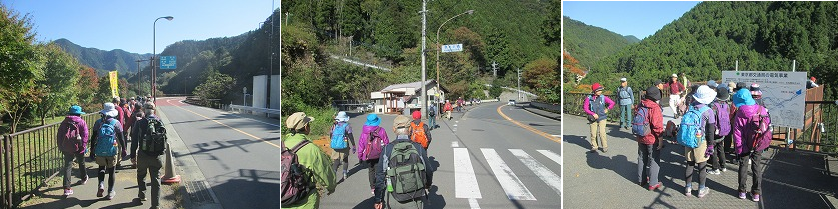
xmin=671 ymin=74 xmax=678 ymax=78
xmin=620 ymin=78 xmax=627 ymax=82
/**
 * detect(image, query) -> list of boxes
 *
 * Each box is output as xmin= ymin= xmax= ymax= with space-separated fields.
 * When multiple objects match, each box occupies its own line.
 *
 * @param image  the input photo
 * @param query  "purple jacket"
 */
xmin=732 ymin=104 xmax=770 ymax=154
xmin=357 ymin=125 xmax=390 ymax=161
xmin=57 ymin=115 xmax=90 ymax=154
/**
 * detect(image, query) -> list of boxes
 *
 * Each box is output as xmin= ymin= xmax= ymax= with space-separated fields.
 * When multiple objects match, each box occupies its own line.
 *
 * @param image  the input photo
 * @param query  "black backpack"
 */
xmin=140 ymin=117 xmax=167 ymax=155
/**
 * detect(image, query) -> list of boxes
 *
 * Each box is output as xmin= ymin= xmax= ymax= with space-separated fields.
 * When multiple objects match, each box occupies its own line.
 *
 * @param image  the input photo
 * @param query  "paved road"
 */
xmin=319 ymin=102 xmax=561 ymax=209
xmin=157 ymin=98 xmax=285 ymax=209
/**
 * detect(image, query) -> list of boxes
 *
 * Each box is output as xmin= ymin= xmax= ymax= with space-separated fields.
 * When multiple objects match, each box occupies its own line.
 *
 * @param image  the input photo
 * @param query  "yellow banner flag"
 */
xmin=109 ymin=71 xmax=119 ymax=98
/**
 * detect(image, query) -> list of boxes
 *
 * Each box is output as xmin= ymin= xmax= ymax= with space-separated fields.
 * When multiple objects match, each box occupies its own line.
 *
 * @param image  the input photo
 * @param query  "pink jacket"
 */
xmin=357 ymin=125 xmax=390 ymax=161
xmin=732 ymin=104 xmax=770 ymax=154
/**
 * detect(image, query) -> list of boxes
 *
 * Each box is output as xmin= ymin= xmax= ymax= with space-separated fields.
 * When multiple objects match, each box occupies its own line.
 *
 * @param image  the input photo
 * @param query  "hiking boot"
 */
xmin=697 ymin=187 xmax=709 ymax=198
xmin=106 ymin=190 xmax=116 ymax=200
xmin=684 ymin=187 xmax=692 ymax=197
xmin=139 ymin=192 xmax=147 ymax=201
xmin=97 ymin=186 xmax=105 ymax=197
xmin=738 ymin=192 xmax=747 ymax=199
xmin=602 ymin=147 xmax=608 ymax=153
xmin=648 ymin=182 xmax=661 ymax=191
xmin=343 ymin=170 xmax=348 ymax=180
xmin=63 ymin=188 xmax=73 ymax=196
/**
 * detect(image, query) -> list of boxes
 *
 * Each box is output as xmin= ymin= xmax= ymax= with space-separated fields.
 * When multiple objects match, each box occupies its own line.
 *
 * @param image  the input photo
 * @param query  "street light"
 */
xmin=435 ymin=10 xmax=474 ymax=104
xmin=153 ymin=16 xmax=173 ymax=104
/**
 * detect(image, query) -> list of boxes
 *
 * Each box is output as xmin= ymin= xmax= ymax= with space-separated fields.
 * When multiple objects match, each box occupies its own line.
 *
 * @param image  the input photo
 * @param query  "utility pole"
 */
xmin=419 ymin=0 xmax=427 ymax=118
xmin=517 ymin=67 xmax=521 ymax=100
xmin=735 ymin=60 xmax=739 ymax=71
xmin=492 ymin=61 xmax=498 ymax=78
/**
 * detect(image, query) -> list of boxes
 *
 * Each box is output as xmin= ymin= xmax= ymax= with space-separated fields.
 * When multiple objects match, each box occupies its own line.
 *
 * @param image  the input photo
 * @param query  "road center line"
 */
xmin=510 ymin=149 xmax=563 ymax=195
xmin=166 ymin=99 xmax=282 ymax=149
xmin=454 ymin=148 xmax=482 ymax=199
xmin=480 ymin=148 xmax=536 ymax=200
xmin=496 ymin=105 xmax=561 ymax=143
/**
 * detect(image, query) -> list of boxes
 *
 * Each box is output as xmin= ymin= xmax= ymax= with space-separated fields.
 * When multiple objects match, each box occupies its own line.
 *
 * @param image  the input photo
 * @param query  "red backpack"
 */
xmin=363 ymin=127 xmax=385 ymax=160
xmin=280 ymin=140 xmax=313 ymax=205
xmin=58 ymin=120 xmax=84 ymax=155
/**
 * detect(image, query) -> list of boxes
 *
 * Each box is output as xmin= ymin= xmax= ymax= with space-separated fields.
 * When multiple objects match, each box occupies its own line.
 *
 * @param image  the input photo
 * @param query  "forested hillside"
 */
xmin=53 ymin=38 xmax=152 ymax=75
xmin=582 ymin=1 xmax=838 ymax=99
xmin=562 ymin=16 xmax=637 ymax=69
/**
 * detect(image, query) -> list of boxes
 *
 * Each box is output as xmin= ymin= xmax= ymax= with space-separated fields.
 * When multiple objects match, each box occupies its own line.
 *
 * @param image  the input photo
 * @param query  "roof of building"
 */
xmin=380 ymin=80 xmax=440 ymax=92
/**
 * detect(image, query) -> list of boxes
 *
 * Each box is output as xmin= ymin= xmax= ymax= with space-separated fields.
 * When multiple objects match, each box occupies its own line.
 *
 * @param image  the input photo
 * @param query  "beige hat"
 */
xmin=286 ymin=112 xmax=315 ymax=130
xmin=671 ymin=74 xmax=678 ymax=78
xmin=144 ymin=103 xmax=156 ymax=110
xmin=393 ymin=115 xmax=411 ymax=129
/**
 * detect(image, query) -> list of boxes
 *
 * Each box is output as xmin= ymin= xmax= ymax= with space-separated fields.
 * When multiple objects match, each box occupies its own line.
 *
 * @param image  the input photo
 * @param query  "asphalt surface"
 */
xmin=318 ymin=102 xmax=561 ymax=209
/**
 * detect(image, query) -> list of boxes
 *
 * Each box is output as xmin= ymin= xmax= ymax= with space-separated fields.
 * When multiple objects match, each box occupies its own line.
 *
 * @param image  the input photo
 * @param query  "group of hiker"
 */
xmin=281 ymin=110 xmax=435 ymax=208
xmin=585 ymin=74 xmax=773 ymax=201
xmin=57 ymin=95 xmax=168 ymax=209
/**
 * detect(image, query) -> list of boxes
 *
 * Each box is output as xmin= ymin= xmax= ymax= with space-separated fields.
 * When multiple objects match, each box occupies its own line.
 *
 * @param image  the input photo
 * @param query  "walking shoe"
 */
xmin=752 ymin=193 xmax=761 ymax=202
xmin=602 ymin=147 xmax=609 ymax=153
xmin=371 ymin=189 xmax=375 ymax=195
xmin=648 ymin=182 xmax=661 ymax=191
xmin=97 ymin=186 xmax=105 ymax=197
xmin=587 ymin=149 xmax=598 ymax=154
xmin=63 ymin=188 xmax=73 ymax=196
xmin=697 ymin=187 xmax=709 ymax=198
xmin=721 ymin=168 xmax=728 ymax=173
xmin=79 ymin=176 xmax=89 ymax=185
xmin=343 ymin=170 xmax=348 ymax=180
xmin=139 ymin=192 xmax=147 ymax=201
xmin=684 ymin=187 xmax=692 ymax=197
xmin=106 ymin=190 xmax=116 ymax=200
xmin=738 ymin=192 xmax=747 ymax=199
xmin=706 ymin=169 xmax=720 ymax=175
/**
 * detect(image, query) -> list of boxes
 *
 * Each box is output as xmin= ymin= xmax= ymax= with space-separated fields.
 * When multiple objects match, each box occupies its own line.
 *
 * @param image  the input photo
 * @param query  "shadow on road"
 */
xmin=208 ymin=169 xmax=283 ymax=209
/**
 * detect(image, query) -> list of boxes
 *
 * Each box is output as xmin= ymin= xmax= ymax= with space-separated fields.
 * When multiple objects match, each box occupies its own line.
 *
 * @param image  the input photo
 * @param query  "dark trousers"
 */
xmin=710 ymin=136 xmax=726 ymax=170
xmin=637 ymin=143 xmax=660 ymax=185
xmin=620 ymin=105 xmax=632 ymax=128
xmin=137 ymin=152 xmax=164 ymax=207
xmin=738 ymin=151 xmax=763 ymax=194
xmin=686 ymin=161 xmax=707 ymax=188
xmin=365 ymin=158 xmax=380 ymax=189
xmin=63 ymin=153 xmax=87 ymax=188
xmin=98 ymin=167 xmax=115 ymax=192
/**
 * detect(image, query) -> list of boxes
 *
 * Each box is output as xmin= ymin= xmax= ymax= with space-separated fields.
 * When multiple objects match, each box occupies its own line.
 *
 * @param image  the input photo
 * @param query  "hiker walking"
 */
xmin=111 ymin=97 xmax=128 ymax=167
xmin=584 ymin=83 xmax=615 ymax=153
xmin=678 ymin=85 xmax=716 ymax=198
xmin=634 ymin=86 xmax=664 ymax=191
xmin=281 ymin=112 xmax=336 ymax=208
xmin=443 ymin=101 xmax=453 ymax=120
xmin=707 ymin=86 xmax=732 ymax=175
xmin=456 ymin=97 xmax=464 ymax=112
xmin=130 ymin=103 xmax=167 ymax=208
xmin=667 ymin=74 xmax=686 ymax=118
xmin=618 ymin=77 xmax=635 ymax=130
xmin=358 ymin=114 xmax=391 ymax=195
xmin=331 ymin=111 xmax=356 ymax=182
xmin=410 ymin=111 xmax=432 ymax=151
xmin=57 ymin=105 xmax=90 ymax=196
xmin=374 ymin=115 xmax=433 ymax=209
xmin=732 ymin=88 xmax=771 ymax=202
xmin=126 ymin=103 xmax=144 ymax=167
xmin=427 ymin=102 xmax=437 ymax=130
xmin=90 ymin=102 xmax=126 ymax=200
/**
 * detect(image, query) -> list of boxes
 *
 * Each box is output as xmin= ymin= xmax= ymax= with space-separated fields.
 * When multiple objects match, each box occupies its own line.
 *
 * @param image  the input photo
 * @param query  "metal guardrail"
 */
xmin=530 ymin=101 xmax=560 ymax=113
xmin=2 ymin=113 xmax=99 ymax=208
xmin=229 ymin=105 xmax=281 ymax=115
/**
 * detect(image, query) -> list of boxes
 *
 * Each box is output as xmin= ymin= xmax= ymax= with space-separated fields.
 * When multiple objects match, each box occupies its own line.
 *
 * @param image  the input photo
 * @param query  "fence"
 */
xmin=530 ymin=101 xmax=561 ymax=114
xmin=1 ymin=113 xmax=99 ymax=208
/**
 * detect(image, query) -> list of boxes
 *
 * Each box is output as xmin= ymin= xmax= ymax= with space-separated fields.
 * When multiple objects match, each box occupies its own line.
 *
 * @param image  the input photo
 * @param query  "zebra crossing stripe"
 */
xmin=468 ymin=198 xmax=481 ymax=209
xmin=454 ymin=148 xmax=482 ymax=198
xmin=480 ymin=148 xmax=536 ymax=200
xmin=510 ymin=149 xmax=562 ymax=195
xmin=537 ymin=150 xmax=562 ymax=166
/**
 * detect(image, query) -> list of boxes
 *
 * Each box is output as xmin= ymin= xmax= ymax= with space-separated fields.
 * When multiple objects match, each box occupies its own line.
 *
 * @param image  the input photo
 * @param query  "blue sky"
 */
xmin=5 ymin=0 xmax=278 ymax=54
xmin=563 ymin=1 xmax=700 ymax=39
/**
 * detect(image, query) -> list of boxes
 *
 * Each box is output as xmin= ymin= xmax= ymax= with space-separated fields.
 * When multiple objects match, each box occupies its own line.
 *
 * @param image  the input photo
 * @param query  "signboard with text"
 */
xmin=721 ymin=71 xmax=807 ymax=129
xmin=441 ymin=44 xmax=463 ymax=53
xmin=160 ymin=56 xmax=176 ymax=69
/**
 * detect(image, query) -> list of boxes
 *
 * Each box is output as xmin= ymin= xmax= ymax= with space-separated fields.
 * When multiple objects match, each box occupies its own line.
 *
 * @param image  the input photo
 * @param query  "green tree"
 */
xmin=32 ymin=43 xmax=81 ymax=125
xmin=193 ymin=70 xmax=237 ymax=102
xmin=0 ymin=4 xmax=43 ymax=133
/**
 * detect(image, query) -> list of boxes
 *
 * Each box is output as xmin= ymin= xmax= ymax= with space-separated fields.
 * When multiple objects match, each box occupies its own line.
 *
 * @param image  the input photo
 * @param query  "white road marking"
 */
xmin=480 ymin=148 xmax=536 ymax=200
xmin=454 ymin=124 xmax=458 ymax=127
xmin=537 ymin=150 xmax=562 ymax=166
xmin=173 ymin=99 xmax=283 ymax=128
xmin=510 ymin=149 xmax=563 ymax=195
xmin=454 ymin=148 xmax=482 ymax=198
xmin=468 ymin=198 xmax=481 ymax=209
xmin=551 ymin=135 xmax=562 ymax=137
xmin=451 ymin=141 xmax=459 ymax=147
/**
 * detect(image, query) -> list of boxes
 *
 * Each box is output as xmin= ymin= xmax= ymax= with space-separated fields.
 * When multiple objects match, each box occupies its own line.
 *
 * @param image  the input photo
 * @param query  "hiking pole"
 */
xmin=162 ymin=142 xmax=181 ymax=184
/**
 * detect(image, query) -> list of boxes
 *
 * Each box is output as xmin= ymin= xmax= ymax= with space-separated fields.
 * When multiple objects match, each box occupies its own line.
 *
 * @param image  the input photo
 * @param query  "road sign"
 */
xmin=160 ymin=56 xmax=176 ymax=69
xmin=441 ymin=44 xmax=463 ymax=53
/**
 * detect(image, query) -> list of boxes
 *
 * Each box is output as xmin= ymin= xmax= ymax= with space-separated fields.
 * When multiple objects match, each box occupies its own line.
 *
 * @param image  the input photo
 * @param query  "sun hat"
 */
xmin=335 ymin=111 xmax=350 ymax=122
xmin=692 ymin=85 xmax=717 ymax=105
xmin=653 ymin=80 xmax=664 ymax=86
xmin=394 ymin=115 xmax=411 ymax=129
xmin=67 ymin=105 xmax=85 ymax=115
xmin=591 ymin=83 xmax=604 ymax=93
xmin=645 ymin=86 xmax=661 ymax=101
xmin=716 ymin=86 xmax=731 ymax=101
xmin=100 ymin=103 xmax=119 ymax=118
xmin=365 ymin=114 xmax=381 ymax=126
xmin=672 ymin=74 xmax=678 ymax=78
xmin=286 ymin=112 xmax=315 ymax=130
xmin=620 ymin=78 xmax=627 ymax=82
xmin=707 ymin=80 xmax=717 ymax=88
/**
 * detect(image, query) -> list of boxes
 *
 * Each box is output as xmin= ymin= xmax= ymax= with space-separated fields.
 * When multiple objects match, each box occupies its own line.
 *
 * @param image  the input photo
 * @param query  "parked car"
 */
xmin=508 ymin=100 xmax=516 ymax=105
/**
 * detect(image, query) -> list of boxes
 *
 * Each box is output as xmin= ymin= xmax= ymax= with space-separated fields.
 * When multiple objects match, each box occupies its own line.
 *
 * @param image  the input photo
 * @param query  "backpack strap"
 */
xmin=290 ymin=140 xmax=311 ymax=154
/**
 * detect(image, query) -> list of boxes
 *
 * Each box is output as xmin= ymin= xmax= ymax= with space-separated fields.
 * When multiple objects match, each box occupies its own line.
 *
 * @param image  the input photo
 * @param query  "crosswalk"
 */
xmin=452 ymin=147 xmax=562 ymax=203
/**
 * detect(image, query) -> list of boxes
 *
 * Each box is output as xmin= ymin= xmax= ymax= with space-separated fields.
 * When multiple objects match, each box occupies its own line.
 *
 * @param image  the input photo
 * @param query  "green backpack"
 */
xmin=385 ymin=141 xmax=427 ymax=202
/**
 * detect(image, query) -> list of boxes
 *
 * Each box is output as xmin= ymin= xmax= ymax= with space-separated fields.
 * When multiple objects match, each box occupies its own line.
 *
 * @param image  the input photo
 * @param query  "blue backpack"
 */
xmin=330 ymin=123 xmax=349 ymax=149
xmin=94 ymin=118 xmax=119 ymax=157
xmin=631 ymin=106 xmax=652 ymax=139
xmin=677 ymin=106 xmax=710 ymax=148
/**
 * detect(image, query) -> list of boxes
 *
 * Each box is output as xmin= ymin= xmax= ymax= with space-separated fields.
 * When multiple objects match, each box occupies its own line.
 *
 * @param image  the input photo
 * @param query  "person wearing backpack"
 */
xmin=634 ymin=86 xmax=665 ymax=191
xmin=373 ymin=115 xmax=432 ymax=209
xmin=443 ymin=101 xmax=453 ymax=120
xmin=409 ymin=111 xmax=432 ymax=151
xmin=677 ymin=85 xmax=717 ymax=198
xmin=111 ymin=97 xmax=128 ymax=168
xmin=282 ymin=112 xmax=336 ymax=208
xmin=129 ymin=103 xmax=167 ymax=208
xmin=618 ymin=78 xmax=635 ymax=130
xmin=707 ymin=86 xmax=732 ymax=175
xmin=358 ymin=114 xmax=391 ymax=195
xmin=427 ymin=103 xmax=437 ymax=130
xmin=57 ymin=105 xmax=90 ymax=196
xmin=89 ymin=102 xmax=126 ymax=200
xmin=583 ymin=83 xmax=615 ymax=153
xmin=732 ymin=88 xmax=770 ymax=202
xmin=330 ymin=111 xmax=356 ymax=182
